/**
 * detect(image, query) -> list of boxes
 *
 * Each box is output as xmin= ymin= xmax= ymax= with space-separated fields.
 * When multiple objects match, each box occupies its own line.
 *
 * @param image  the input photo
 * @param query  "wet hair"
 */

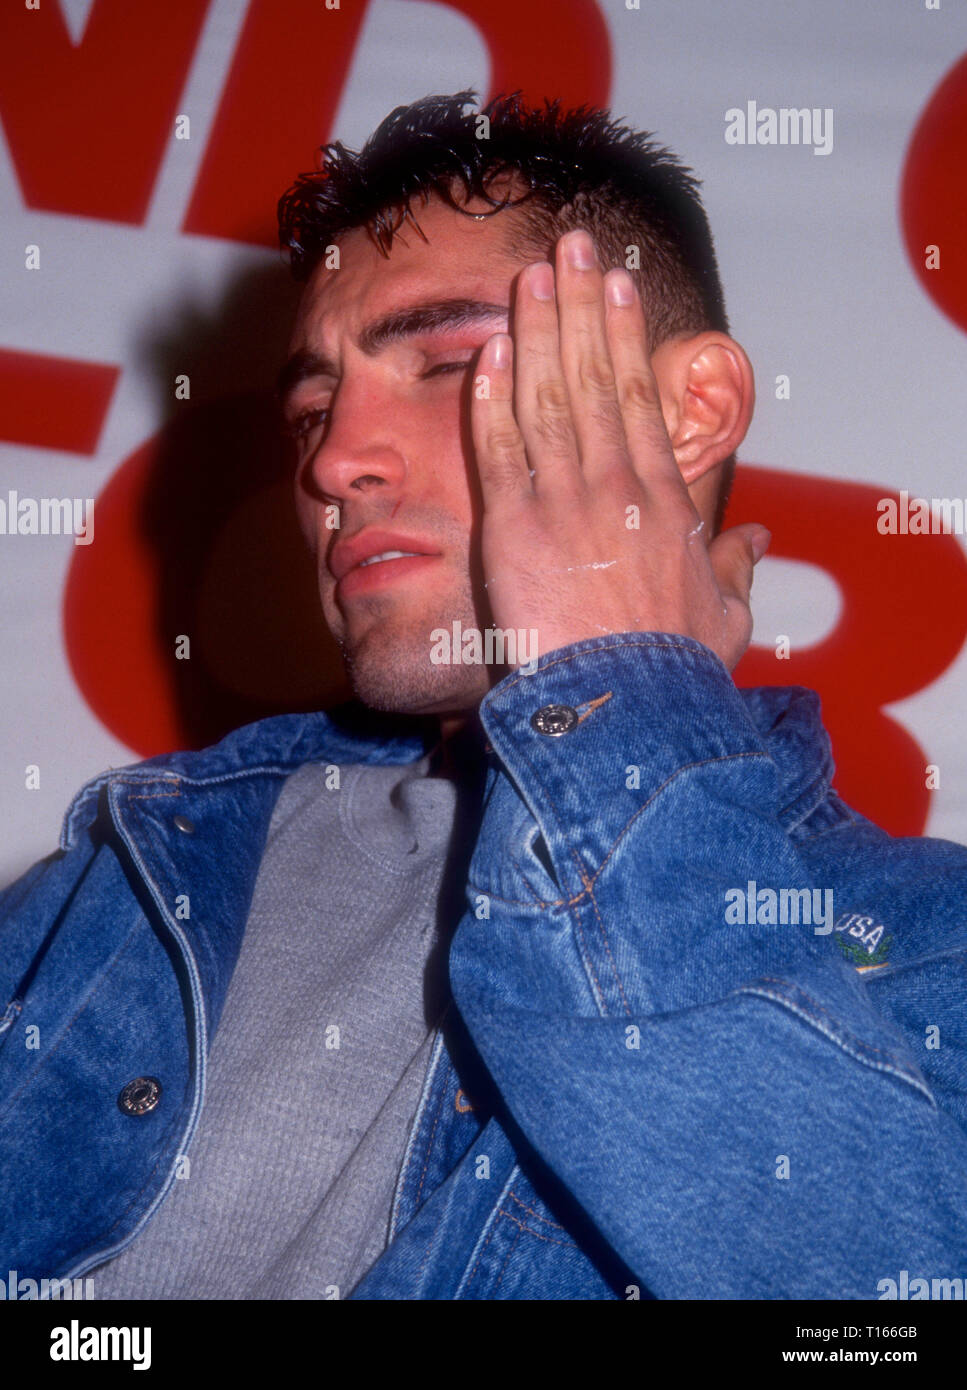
xmin=278 ymin=91 xmax=736 ymax=524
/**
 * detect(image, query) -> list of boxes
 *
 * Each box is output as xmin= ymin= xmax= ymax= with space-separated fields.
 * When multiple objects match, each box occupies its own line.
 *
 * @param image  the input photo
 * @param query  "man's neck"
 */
xmin=430 ymin=712 xmax=486 ymax=779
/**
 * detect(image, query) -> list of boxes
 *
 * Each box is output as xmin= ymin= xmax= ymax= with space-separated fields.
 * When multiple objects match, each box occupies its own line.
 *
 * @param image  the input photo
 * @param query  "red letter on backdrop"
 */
xmin=183 ymin=0 xmax=611 ymax=246
xmin=0 ymin=0 xmax=210 ymax=224
xmin=901 ymin=51 xmax=967 ymax=336
xmin=730 ymin=467 xmax=967 ymax=838
xmin=0 ymin=349 xmax=118 ymax=455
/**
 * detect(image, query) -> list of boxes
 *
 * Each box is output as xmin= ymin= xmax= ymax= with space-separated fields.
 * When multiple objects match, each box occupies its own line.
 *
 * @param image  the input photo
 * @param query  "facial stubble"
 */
xmin=329 ymin=564 xmax=490 ymax=715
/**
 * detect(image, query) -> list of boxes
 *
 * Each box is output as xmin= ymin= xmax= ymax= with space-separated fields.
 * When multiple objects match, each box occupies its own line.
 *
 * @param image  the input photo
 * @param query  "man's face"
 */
xmin=282 ymin=196 xmax=701 ymax=719
xmin=284 ymin=195 xmax=531 ymax=717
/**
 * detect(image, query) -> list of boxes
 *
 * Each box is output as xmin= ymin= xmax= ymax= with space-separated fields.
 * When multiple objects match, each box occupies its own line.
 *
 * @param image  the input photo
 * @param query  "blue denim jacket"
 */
xmin=2 ymin=634 xmax=967 ymax=1299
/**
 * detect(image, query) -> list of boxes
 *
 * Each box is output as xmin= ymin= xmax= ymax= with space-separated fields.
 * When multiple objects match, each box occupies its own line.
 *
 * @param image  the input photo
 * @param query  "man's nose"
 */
xmin=306 ymin=386 xmax=408 ymax=504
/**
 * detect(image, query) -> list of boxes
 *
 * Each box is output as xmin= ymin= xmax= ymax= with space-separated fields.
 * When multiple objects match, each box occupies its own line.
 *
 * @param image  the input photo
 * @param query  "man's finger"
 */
xmin=470 ymin=333 xmax=532 ymax=501
xmin=603 ymin=267 xmax=687 ymax=497
xmin=707 ymin=523 xmax=771 ymax=609
xmin=512 ymin=261 xmax=581 ymax=493
xmin=555 ymin=230 xmax=631 ymax=481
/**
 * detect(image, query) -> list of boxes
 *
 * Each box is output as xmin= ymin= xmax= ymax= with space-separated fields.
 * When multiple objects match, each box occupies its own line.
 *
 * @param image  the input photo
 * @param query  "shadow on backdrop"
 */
xmin=66 ymin=260 xmax=368 ymax=754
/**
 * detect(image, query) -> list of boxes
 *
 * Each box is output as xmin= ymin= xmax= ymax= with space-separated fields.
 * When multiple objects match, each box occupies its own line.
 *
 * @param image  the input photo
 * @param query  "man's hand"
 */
xmin=470 ymin=229 xmax=769 ymax=673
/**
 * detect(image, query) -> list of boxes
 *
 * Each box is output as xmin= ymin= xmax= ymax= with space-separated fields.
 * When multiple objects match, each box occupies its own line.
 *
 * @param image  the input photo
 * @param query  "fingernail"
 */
xmin=606 ymin=269 xmax=636 ymax=306
xmin=528 ymin=262 xmax=555 ymax=301
xmin=490 ymin=333 xmax=512 ymax=369
xmin=565 ymin=230 xmax=596 ymax=270
xmin=751 ymin=528 xmax=771 ymax=562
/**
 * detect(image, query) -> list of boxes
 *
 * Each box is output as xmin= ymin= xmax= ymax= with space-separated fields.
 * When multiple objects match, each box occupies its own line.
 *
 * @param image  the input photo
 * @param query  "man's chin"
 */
xmin=341 ymin=637 xmax=491 ymax=718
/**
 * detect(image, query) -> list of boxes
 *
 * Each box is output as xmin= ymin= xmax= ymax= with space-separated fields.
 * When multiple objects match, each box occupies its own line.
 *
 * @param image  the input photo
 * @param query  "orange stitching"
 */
xmin=506 ymin=849 xmax=554 ymax=908
xmin=493 ymin=1223 xmax=523 ymax=1290
xmin=497 ymin=1209 xmax=579 ymax=1249
xmin=120 ymin=778 xmax=182 ymax=803
xmin=566 ymin=853 xmax=609 ymax=1010
xmin=465 ymin=1211 xmax=502 ymax=1290
xmin=414 ymin=1069 xmax=458 ymax=1281
xmin=455 ymin=1089 xmax=474 ymax=1114
xmin=467 ymin=882 xmax=566 ymax=909
xmin=116 ymin=777 xmax=180 ymax=786
xmin=576 ymin=691 xmax=613 ymax=723
xmin=581 ymin=865 xmax=631 ymax=1015
xmin=507 ymin=1190 xmax=565 ymax=1230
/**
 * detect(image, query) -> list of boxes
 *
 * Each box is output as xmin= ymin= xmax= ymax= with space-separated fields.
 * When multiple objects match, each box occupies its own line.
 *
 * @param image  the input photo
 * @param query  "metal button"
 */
xmin=118 ymin=1077 xmax=162 ymax=1116
xmin=530 ymin=703 xmax=579 ymax=737
xmin=173 ymin=815 xmax=195 ymax=834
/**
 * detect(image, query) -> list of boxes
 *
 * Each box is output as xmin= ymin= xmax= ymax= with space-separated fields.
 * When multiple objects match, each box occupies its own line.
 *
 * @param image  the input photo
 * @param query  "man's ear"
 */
xmin=652 ymin=333 xmax=755 ymax=485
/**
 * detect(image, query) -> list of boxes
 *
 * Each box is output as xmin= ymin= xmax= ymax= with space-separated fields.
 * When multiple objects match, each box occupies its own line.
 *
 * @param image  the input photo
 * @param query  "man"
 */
xmin=2 ymin=92 xmax=966 ymax=1301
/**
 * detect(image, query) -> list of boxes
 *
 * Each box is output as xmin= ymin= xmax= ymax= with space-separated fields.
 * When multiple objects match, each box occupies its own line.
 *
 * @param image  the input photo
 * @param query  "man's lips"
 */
xmin=329 ymin=527 xmax=442 ymax=599
xmin=336 ymin=553 xmax=441 ymax=600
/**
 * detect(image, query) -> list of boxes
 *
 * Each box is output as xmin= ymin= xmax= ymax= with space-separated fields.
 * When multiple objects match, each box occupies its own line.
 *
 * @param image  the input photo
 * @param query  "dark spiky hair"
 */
xmin=278 ymin=91 xmax=736 ymax=521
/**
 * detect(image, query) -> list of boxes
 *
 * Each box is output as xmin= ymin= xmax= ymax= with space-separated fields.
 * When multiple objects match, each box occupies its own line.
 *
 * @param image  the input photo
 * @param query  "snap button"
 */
xmin=530 ymin=704 xmax=579 ymax=736
xmin=173 ymin=815 xmax=195 ymax=834
xmin=118 ymin=1077 xmax=162 ymax=1116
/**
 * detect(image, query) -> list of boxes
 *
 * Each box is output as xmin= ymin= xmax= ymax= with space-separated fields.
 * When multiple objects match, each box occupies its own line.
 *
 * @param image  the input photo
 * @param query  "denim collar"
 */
xmin=61 ymin=684 xmax=832 ymax=847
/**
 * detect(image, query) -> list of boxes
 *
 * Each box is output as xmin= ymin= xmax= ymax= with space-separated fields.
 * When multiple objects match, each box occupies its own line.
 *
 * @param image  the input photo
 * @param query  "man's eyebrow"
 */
xmin=276 ymin=299 xmax=508 ymax=407
xmin=358 ymin=298 xmax=508 ymax=355
xmin=275 ymin=349 xmax=337 ymax=406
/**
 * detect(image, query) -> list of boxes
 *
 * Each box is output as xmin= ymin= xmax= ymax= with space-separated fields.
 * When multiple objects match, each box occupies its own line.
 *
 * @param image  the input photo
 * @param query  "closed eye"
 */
xmin=422 ymin=360 xmax=474 ymax=377
xmin=284 ymin=361 xmax=474 ymax=438
xmin=285 ymin=406 xmax=330 ymax=439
